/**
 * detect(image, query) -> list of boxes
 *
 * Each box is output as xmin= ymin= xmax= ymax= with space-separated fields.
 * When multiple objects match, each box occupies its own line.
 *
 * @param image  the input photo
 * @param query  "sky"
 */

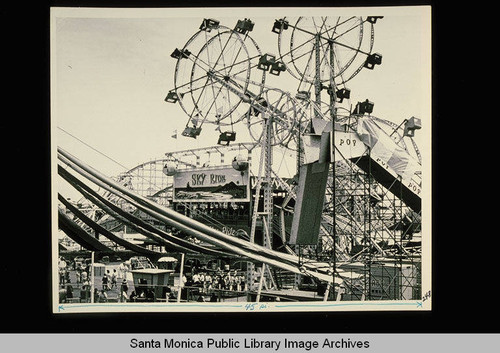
xmin=51 ymin=6 xmax=432 ymax=200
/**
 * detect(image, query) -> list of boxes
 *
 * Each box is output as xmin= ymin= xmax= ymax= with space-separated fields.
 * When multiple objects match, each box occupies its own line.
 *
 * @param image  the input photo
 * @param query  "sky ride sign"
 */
xmin=173 ymin=166 xmax=250 ymax=203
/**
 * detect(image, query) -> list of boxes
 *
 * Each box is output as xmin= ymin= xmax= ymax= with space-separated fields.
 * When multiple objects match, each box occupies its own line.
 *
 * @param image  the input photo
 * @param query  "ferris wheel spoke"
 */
xmin=206 ymin=78 xmax=226 ymax=123
xmin=208 ymin=76 xmax=239 ymax=125
xmin=316 ymin=35 xmax=336 ymax=77
xmin=203 ymin=75 xmax=242 ymax=123
xmin=187 ymin=56 xmax=219 ymax=113
xmin=292 ymin=19 xmax=369 ymax=58
xmin=291 ymin=41 xmax=316 ymax=84
xmin=279 ymin=33 xmax=314 ymax=63
xmin=311 ymin=17 xmax=329 ymax=38
xmin=210 ymin=30 xmax=239 ymax=76
xmin=195 ymin=32 xmax=236 ymax=78
xmin=294 ymin=40 xmax=331 ymax=85
xmin=333 ymin=20 xmax=364 ymax=43
xmin=189 ymin=51 xmax=252 ymax=104
xmin=321 ymin=18 xmax=350 ymax=78
xmin=200 ymin=49 xmax=260 ymax=82
xmin=189 ymin=75 xmax=215 ymax=121
xmin=329 ymin=38 xmax=368 ymax=56
xmin=288 ymin=21 xmax=322 ymax=40
xmin=220 ymin=40 xmax=248 ymax=83
xmin=321 ymin=16 xmax=342 ymax=39
xmin=203 ymin=80 xmax=228 ymax=117
xmin=174 ymin=74 xmax=207 ymax=96
xmin=320 ymin=33 xmax=354 ymax=83
xmin=287 ymin=16 xmax=373 ymax=86
xmin=208 ymin=35 xmax=250 ymax=116
xmin=182 ymin=55 xmax=255 ymax=98
xmin=215 ymin=33 xmax=237 ymax=76
xmin=285 ymin=43 xmax=314 ymax=66
xmin=290 ymin=17 xmax=363 ymax=52
xmin=191 ymin=77 xmax=233 ymax=126
xmin=188 ymin=52 xmax=214 ymax=74
xmin=289 ymin=23 xmax=331 ymax=83
xmin=326 ymin=16 xmax=357 ymax=39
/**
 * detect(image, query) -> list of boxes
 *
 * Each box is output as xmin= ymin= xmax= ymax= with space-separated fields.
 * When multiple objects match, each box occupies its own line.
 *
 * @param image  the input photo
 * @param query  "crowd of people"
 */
xmin=58 ymin=256 xmax=249 ymax=303
xmin=186 ymin=267 xmax=247 ymax=293
xmin=58 ymin=256 xmax=130 ymax=303
xmin=99 ymin=269 xmax=129 ymax=302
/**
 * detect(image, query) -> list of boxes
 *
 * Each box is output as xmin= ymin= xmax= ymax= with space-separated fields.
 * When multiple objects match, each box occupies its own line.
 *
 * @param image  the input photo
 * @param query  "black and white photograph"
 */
xmin=51 ymin=6 xmax=432 ymax=313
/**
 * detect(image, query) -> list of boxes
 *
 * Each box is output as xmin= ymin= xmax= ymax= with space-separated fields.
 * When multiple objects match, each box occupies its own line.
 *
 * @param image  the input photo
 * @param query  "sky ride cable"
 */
xmin=57 ymin=147 xmax=331 ymax=273
xmin=59 ymin=157 xmax=329 ymax=281
xmin=59 ymin=165 xmax=232 ymax=257
xmin=58 ymin=153 xmax=321 ymax=278
xmin=57 ymin=149 xmax=333 ymax=282
xmin=57 ymin=147 xmax=335 ymax=278
xmin=59 ymin=193 xmax=166 ymax=256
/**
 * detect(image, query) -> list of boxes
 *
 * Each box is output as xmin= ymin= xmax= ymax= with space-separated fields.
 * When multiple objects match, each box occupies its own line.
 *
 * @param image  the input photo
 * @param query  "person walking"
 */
xmin=102 ymin=273 xmax=109 ymax=291
xmin=118 ymin=262 xmax=126 ymax=279
xmin=106 ymin=270 xmax=112 ymax=290
xmin=120 ymin=279 xmax=129 ymax=302
xmin=111 ymin=269 xmax=117 ymax=290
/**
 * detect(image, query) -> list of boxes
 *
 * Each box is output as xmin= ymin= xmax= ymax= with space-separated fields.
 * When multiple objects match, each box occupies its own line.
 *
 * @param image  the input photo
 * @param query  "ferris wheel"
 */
xmin=265 ymin=15 xmax=384 ymax=155
xmin=166 ymin=18 xmax=266 ymax=137
xmin=275 ymin=16 xmax=382 ymax=89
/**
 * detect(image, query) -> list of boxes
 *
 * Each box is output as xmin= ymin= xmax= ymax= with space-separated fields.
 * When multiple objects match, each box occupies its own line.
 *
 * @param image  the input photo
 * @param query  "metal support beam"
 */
xmin=314 ymin=35 xmax=322 ymax=120
xmin=177 ymin=253 xmax=185 ymax=303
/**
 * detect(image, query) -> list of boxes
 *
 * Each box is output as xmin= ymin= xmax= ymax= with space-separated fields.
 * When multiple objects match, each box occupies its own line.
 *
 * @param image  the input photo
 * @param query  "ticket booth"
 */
xmin=131 ymin=268 xmax=174 ymax=301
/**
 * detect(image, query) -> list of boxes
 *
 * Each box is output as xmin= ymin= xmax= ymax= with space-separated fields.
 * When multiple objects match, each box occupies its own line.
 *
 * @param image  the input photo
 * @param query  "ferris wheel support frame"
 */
xmin=247 ymin=114 xmax=277 ymax=295
xmin=288 ymin=17 xmax=373 ymax=300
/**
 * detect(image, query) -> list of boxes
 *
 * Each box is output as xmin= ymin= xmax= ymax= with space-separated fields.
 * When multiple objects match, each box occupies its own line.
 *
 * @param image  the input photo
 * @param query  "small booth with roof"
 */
xmin=130 ymin=268 xmax=174 ymax=301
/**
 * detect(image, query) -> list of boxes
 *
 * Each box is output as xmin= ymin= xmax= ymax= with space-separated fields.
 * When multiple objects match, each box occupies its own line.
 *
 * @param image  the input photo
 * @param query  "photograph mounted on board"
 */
xmin=51 ymin=6 xmax=432 ymax=313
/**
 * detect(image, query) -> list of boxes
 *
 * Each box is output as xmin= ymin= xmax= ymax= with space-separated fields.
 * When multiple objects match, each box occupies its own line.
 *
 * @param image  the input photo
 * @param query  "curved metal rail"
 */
xmin=57 ymin=147 xmax=334 ymax=283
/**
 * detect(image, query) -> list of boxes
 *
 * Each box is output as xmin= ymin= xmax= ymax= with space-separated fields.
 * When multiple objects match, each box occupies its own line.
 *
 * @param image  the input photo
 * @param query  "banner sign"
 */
xmin=173 ymin=167 xmax=250 ymax=202
xmin=302 ymin=131 xmax=367 ymax=165
xmin=356 ymin=117 xmax=421 ymax=187
xmin=331 ymin=131 xmax=367 ymax=161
